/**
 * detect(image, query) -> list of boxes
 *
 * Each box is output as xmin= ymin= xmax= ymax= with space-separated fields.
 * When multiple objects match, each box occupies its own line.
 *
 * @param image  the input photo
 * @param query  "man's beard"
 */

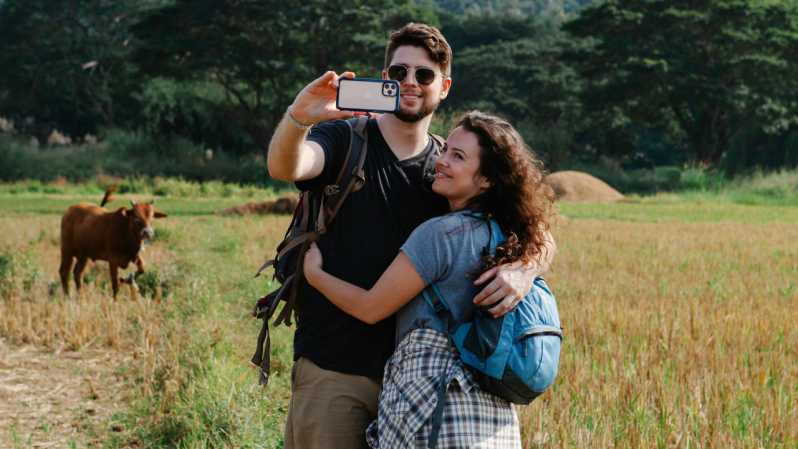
xmin=394 ymin=97 xmax=439 ymax=123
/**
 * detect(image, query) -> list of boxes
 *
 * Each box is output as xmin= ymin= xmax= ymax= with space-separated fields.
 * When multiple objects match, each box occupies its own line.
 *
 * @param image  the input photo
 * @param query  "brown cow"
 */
xmin=59 ymin=190 xmax=167 ymax=298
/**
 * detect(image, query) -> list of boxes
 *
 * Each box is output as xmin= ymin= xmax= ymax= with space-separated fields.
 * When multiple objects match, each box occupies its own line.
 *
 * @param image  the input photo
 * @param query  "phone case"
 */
xmin=336 ymin=78 xmax=400 ymax=113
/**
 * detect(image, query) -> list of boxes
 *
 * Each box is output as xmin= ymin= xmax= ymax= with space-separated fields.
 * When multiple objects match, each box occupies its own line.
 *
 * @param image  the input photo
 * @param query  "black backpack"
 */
xmin=251 ymin=116 xmax=443 ymax=385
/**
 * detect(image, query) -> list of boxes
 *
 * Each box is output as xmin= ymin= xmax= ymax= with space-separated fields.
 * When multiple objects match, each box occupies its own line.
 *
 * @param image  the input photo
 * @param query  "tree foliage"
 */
xmin=445 ymin=21 xmax=579 ymax=126
xmin=0 ymin=0 xmax=139 ymax=137
xmin=1 ymin=0 xmax=797 ymax=174
xmin=131 ymin=0 xmax=430 ymax=148
xmin=563 ymin=0 xmax=798 ymax=164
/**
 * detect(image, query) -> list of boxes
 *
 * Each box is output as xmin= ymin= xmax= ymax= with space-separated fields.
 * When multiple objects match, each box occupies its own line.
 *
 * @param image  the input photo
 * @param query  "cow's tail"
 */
xmin=100 ymin=185 xmax=118 ymax=207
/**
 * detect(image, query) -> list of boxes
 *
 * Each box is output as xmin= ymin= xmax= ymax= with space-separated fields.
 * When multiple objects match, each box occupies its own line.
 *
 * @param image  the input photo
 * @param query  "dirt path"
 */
xmin=0 ymin=338 xmax=130 ymax=448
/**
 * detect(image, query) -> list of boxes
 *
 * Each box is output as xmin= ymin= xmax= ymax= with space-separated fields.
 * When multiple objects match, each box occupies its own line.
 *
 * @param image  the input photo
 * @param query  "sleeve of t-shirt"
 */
xmin=295 ymin=119 xmax=351 ymax=192
xmin=400 ymin=217 xmax=455 ymax=286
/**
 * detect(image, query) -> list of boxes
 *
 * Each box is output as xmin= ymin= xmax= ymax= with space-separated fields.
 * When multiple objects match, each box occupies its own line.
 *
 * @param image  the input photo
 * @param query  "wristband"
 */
xmin=286 ymin=107 xmax=313 ymax=130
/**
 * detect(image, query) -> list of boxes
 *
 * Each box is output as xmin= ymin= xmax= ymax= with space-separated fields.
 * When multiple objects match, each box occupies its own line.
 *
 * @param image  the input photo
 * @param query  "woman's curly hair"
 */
xmin=458 ymin=111 xmax=555 ymax=270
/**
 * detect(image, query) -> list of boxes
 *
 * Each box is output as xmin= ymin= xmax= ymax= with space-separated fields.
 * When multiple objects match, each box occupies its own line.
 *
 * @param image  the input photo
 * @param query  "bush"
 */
xmin=137 ymin=78 xmax=253 ymax=155
xmin=785 ymin=131 xmax=798 ymax=168
xmin=0 ymin=129 xmax=279 ymax=187
xmin=679 ymin=166 xmax=728 ymax=191
xmin=0 ymin=253 xmax=12 ymax=297
xmin=136 ymin=269 xmax=172 ymax=300
xmin=721 ymin=125 xmax=797 ymax=175
xmin=0 ymin=248 xmax=41 ymax=298
xmin=0 ymin=134 xmax=109 ymax=182
xmin=564 ymin=160 xmax=688 ymax=194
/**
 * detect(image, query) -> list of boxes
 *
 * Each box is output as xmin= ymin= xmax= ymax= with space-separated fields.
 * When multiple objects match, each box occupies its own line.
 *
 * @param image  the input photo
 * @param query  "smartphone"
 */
xmin=336 ymin=78 xmax=400 ymax=113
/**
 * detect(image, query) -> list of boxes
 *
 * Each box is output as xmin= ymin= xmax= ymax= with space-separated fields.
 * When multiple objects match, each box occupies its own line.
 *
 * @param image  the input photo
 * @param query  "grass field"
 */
xmin=0 ymin=185 xmax=795 ymax=448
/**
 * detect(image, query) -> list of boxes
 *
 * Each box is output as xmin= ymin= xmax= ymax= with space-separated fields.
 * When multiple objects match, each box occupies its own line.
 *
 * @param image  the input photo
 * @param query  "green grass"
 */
xmin=0 ymin=177 xmax=294 ymax=216
xmin=0 ymin=176 xmax=292 ymax=198
xmin=0 ymin=195 xmax=264 ymax=216
xmin=111 ymin=216 xmax=293 ymax=448
xmin=557 ymin=195 xmax=798 ymax=223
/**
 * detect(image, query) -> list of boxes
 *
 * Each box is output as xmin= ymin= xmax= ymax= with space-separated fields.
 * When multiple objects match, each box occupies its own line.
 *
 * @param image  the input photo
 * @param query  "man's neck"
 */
xmin=376 ymin=113 xmax=433 ymax=161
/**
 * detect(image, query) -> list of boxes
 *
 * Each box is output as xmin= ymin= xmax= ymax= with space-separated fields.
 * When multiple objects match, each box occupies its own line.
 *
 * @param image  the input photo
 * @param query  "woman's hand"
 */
xmin=473 ymin=262 xmax=534 ymax=318
xmin=303 ymin=242 xmax=324 ymax=285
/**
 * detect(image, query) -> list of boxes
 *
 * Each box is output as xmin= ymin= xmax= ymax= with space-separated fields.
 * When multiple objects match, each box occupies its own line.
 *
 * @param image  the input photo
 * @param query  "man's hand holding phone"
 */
xmin=289 ymin=71 xmax=357 ymax=127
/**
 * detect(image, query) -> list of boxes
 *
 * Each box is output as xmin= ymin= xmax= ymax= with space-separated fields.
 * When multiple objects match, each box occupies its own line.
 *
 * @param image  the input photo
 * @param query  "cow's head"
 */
xmin=125 ymin=200 xmax=167 ymax=241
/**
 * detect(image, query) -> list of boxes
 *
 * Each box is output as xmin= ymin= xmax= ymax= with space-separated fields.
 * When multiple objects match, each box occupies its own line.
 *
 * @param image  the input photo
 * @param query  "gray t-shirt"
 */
xmin=397 ymin=210 xmax=494 ymax=345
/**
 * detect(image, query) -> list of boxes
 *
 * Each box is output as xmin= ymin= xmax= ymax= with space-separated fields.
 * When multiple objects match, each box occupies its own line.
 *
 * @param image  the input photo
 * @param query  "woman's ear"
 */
xmin=478 ymin=176 xmax=491 ymax=190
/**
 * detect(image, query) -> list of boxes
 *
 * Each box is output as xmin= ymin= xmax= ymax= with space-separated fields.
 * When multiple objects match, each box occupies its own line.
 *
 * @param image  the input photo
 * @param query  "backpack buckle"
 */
xmin=323 ymin=184 xmax=340 ymax=196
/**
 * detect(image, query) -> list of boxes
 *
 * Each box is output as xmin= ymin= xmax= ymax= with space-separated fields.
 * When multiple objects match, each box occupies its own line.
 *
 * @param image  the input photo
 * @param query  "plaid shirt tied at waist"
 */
xmin=366 ymin=328 xmax=521 ymax=449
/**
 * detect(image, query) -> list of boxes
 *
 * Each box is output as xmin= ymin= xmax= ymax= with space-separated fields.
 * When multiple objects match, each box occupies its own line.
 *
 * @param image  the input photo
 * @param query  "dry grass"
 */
xmin=0 ymin=200 xmax=795 ymax=448
xmin=520 ymin=220 xmax=798 ymax=448
xmin=0 ymin=215 xmax=176 ymax=357
xmin=0 ymin=214 xmax=192 ymax=447
xmin=0 ymin=338 xmax=129 ymax=448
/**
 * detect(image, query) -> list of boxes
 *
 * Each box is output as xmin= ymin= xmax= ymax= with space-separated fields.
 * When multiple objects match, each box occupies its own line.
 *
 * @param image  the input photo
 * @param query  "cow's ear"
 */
xmin=120 ymin=208 xmax=128 ymax=217
xmin=154 ymin=211 xmax=168 ymax=219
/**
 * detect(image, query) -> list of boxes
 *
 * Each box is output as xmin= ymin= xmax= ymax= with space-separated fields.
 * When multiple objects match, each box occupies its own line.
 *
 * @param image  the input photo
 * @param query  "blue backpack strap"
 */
xmin=422 ymin=284 xmax=449 ymax=314
xmin=423 ymin=215 xmax=504 ymax=449
xmin=427 ymin=367 xmax=448 ymax=449
xmin=421 ymin=284 xmax=455 ymax=449
xmin=487 ymin=218 xmax=503 ymax=251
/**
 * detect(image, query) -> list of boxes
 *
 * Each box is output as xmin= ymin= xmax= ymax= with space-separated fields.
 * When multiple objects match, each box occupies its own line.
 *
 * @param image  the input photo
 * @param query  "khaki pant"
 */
xmin=284 ymin=357 xmax=380 ymax=449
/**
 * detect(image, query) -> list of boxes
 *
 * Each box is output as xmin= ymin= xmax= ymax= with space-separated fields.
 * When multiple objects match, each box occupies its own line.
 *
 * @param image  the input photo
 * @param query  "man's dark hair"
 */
xmin=384 ymin=23 xmax=452 ymax=76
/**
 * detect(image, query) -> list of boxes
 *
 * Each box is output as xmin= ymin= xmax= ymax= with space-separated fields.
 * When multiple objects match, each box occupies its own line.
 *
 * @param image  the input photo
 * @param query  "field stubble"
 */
xmin=0 ymin=214 xmax=194 ymax=447
xmin=0 ymin=200 xmax=795 ymax=448
xmin=529 ymin=219 xmax=798 ymax=448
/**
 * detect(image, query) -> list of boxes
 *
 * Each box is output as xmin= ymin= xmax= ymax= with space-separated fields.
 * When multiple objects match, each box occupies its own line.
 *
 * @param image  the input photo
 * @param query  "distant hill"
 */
xmin=432 ymin=0 xmax=596 ymax=17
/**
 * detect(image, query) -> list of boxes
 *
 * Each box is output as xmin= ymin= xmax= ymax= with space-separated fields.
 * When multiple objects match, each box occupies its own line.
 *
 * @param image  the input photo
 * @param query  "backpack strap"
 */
xmin=250 ymin=117 xmax=371 ymax=386
xmin=275 ymin=117 xmax=370 ymax=324
xmin=421 ymin=283 xmax=455 ymax=449
xmin=317 ymin=116 xmax=369 ymax=234
xmin=423 ymin=133 xmax=446 ymax=186
xmin=421 ymin=215 xmax=496 ymax=449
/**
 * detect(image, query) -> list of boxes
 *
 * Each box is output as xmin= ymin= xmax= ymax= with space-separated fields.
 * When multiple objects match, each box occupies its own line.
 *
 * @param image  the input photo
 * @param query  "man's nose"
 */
xmin=403 ymin=69 xmax=420 ymax=85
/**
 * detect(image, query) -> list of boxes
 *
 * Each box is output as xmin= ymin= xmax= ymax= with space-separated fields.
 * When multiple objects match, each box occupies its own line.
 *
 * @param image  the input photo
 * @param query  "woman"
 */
xmin=303 ymin=111 xmax=554 ymax=448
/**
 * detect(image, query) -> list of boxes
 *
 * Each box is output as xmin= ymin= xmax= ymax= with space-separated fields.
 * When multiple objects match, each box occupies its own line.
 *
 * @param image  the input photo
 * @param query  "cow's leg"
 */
xmin=110 ymin=263 xmax=120 ymax=299
xmin=133 ymin=255 xmax=146 ymax=280
xmin=59 ymin=252 xmax=74 ymax=296
xmin=73 ymin=257 xmax=88 ymax=294
xmin=126 ymin=258 xmax=142 ymax=301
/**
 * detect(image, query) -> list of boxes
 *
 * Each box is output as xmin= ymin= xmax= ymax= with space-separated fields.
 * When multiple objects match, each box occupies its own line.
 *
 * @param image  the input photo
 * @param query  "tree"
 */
xmin=0 ymin=0 xmax=139 ymax=138
xmin=563 ymin=0 xmax=798 ymax=165
xmin=449 ymin=35 xmax=579 ymax=126
xmin=440 ymin=13 xmax=583 ymax=167
xmin=131 ymin=0 xmax=436 ymax=150
xmin=433 ymin=0 xmax=595 ymax=18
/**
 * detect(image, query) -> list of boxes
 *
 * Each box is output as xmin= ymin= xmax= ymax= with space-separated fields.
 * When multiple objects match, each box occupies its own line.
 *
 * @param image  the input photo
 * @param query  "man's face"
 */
xmin=383 ymin=46 xmax=452 ymax=123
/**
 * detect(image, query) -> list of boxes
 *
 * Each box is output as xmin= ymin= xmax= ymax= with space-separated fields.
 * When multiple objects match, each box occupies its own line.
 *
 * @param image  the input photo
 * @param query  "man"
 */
xmin=267 ymin=23 xmax=555 ymax=449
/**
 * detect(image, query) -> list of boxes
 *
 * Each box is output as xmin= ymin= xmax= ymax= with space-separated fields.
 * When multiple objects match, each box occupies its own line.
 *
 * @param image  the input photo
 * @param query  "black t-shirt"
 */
xmin=294 ymin=118 xmax=449 ymax=379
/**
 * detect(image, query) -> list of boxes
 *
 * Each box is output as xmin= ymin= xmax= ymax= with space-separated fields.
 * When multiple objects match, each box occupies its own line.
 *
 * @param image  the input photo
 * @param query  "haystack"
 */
xmin=544 ymin=171 xmax=624 ymax=203
xmin=219 ymin=195 xmax=299 ymax=215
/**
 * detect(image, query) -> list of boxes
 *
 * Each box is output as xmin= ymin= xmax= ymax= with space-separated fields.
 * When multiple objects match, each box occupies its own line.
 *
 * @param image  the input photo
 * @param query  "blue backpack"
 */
xmin=422 ymin=217 xmax=563 ymax=405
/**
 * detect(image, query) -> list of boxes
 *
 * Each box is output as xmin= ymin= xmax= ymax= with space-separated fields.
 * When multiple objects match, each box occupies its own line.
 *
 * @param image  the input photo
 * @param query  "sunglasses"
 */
xmin=387 ymin=65 xmax=438 ymax=86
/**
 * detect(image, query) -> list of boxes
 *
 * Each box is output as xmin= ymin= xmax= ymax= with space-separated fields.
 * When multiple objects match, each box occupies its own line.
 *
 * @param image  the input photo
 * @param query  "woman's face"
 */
xmin=432 ymin=126 xmax=490 ymax=210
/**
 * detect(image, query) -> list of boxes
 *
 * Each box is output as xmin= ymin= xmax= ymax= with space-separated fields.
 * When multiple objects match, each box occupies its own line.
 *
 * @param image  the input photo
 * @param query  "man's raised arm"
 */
xmin=267 ymin=71 xmax=355 ymax=181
